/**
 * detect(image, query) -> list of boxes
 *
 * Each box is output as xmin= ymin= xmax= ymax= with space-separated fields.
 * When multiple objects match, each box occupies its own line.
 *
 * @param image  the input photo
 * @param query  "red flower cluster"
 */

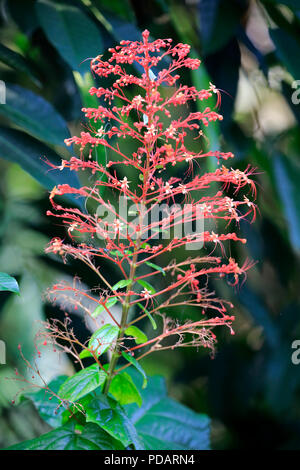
xmin=45 ymin=30 xmax=256 ymax=365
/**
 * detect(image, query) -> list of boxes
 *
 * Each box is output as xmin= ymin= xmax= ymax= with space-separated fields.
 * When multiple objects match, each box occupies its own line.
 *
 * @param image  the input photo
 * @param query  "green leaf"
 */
xmin=79 ymin=349 xmax=93 ymax=360
xmin=6 ymin=0 xmax=39 ymax=36
xmin=126 ymin=372 xmax=211 ymax=450
xmin=85 ymin=393 xmax=143 ymax=449
xmin=269 ymin=28 xmax=300 ymax=79
xmin=145 ymin=261 xmax=166 ymax=276
xmin=87 ymin=0 xmax=135 ymax=22
xmin=169 ymin=3 xmax=200 ymax=47
xmin=0 ymin=84 xmax=70 ymax=146
xmin=58 ymin=364 xmax=106 ymax=401
xmin=73 ymin=71 xmax=99 ymax=109
xmin=136 ymin=279 xmax=156 ymax=294
xmin=152 ymin=227 xmax=168 ymax=234
xmin=110 ymin=249 xmax=133 ymax=257
xmin=191 ymin=63 xmax=220 ymax=170
xmin=110 ymin=371 xmax=142 ymax=407
xmin=92 ymin=297 xmax=118 ymax=318
xmin=277 ymin=0 xmax=300 ymax=8
xmin=0 ymin=127 xmax=83 ymax=208
xmin=137 ymin=303 xmax=157 ymax=330
xmin=0 ymin=44 xmax=40 ymax=86
xmin=125 ymin=325 xmax=148 ymax=345
xmin=236 ymin=286 xmax=280 ymax=350
xmin=274 ymin=155 xmax=300 ymax=250
xmin=0 ymin=272 xmax=19 ymax=294
xmin=121 ymin=351 xmax=148 ymax=389
xmin=112 ymin=279 xmax=132 ymax=290
xmin=88 ymin=324 xmax=119 ymax=356
xmin=23 ymin=376 xmax=67 ymax=428
xmin=196 ymin=0 xmax=244 ymax=55
xmin=6 ymin=421 xmax=124 ymax=450
xmin=36 ymin=0 xmax=103 ymax=75
xmin=197 ymin=0 xmax=220 ymax=53
xmin=140 ymin=243 xmax=150 ymax=249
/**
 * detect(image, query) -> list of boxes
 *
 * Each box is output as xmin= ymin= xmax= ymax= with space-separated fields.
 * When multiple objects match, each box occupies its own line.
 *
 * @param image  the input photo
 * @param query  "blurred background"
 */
xmin=0 ymin=0 xmax=300 ymax=449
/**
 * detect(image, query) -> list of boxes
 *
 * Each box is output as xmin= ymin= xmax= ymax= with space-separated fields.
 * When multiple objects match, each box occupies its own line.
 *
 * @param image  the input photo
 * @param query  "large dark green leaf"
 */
xmin=126 ymin=373 xmax=211 ymax=450
xmin=58 ymin=364 xmax=106 ymax=402
xmin=197 ymin=0 xmax=221 ymax=52
xmin=85 ymin=393 xmax=143 ymax=449
xmin=273 ymin=155 xmax=300 ymax=251
xmin=36 ymin=0 xmax=103 ymax=74
xmin=237 ymin=287 xmax=280 ymax=350
xmin=198 ymin=0 xmax=246 ymax=55
xmin=6 ymin=421 xmax=124 ymax=450
xmin=7 ymin=0 xmax=39 ymax=35
xmin=88 ymin=0 xmax=136 ymax=22
xmin=204 ymin=38 xmax=241 ymax=130
xmin=0 ymin=45 xmax=40 ymax=85
xmin=23 ymin=376 xmax=68 ymax=428
xmin=264 ymin=0 xmax=300 ymax=11
xmin=0 ymin=273 xmax=19 ymax=294
xmin=106 ymin=14 xmax=141 ymax=43
xmin=0 ymin=84 xmax=70 ymax=146
xmin=269 ymin=28 xmax=300 ymax=79
xmin=0 ymin=127 xmax=83 ymax=207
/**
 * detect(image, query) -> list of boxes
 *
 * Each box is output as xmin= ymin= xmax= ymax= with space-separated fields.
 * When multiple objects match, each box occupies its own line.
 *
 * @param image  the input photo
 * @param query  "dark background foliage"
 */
xmin=0 ymin=0 xmax=300 ymax=449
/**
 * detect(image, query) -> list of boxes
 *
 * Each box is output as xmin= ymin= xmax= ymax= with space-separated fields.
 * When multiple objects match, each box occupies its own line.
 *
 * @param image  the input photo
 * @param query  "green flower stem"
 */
xmin=104 ymin=57 xmax=153 ymax=395
xmin=103 ymin=247 xmax=139 ymax=395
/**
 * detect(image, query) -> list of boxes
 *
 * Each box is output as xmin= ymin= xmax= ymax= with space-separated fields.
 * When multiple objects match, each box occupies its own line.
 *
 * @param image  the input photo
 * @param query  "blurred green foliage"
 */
xmin=0 ymin=0 xmax=300 ymax=449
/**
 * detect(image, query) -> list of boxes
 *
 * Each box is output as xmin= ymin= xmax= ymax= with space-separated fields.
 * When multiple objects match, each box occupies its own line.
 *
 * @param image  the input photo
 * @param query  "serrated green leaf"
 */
xmin=110 ymin=371 xmax=142 ymax=407
xmin=0 ymin=84 xmax=70 ymax=146
xmin=92 ymin=297 xmax=118 ymax=318
xmin=6 ymin=421 xmax=124 ymax=450
xmin=59 ymin=364 xmax=106 ymax=401
xmin=0 ymin=272 xmax=19 ymax=294
xmin=125 ymin=325 xmax=148 ymax=345
xmin=85 ymin=393 xmax=143 ymax=449
xmin=121 ymin=351 xmax=147 ymax=388
xmin=112 ymin=279 xmax=132 ymax=290
xmin=136 ymin=279 xmax=156 ymax=294
xmin=88 ymin=324 xmax=119 ymax=356
xmin=36 ymin=0 xmax=103 ymax=75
